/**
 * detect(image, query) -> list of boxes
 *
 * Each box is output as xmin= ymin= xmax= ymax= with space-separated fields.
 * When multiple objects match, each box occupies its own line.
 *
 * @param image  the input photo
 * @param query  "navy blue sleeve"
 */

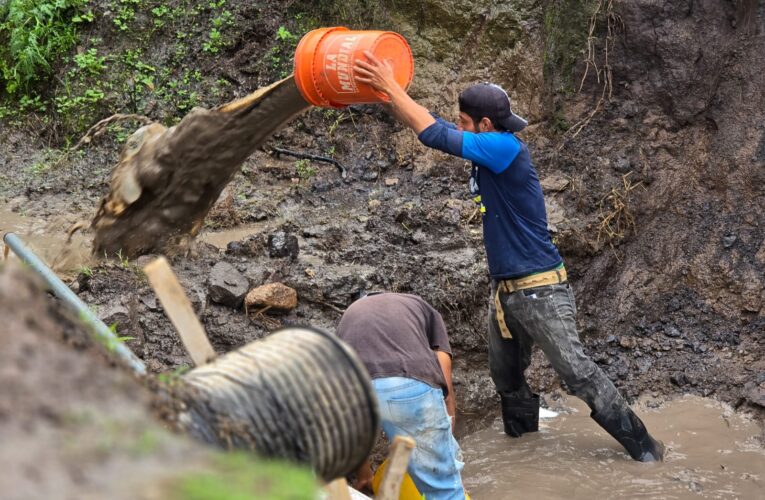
xmin=418 ymin=124 xmax=522 ymax=174
xmin=461 ymin=132 xmax=521 ymax=174
xmin=418 ymin=121 xmax=463 ymax=156
xmin=431 ymin=113 xmax=457 ymax=130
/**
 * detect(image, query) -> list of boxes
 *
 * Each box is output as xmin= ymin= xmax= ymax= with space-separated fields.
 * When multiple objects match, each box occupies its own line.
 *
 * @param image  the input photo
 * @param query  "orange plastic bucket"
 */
xmin=294 ymin=27 xmax=414 ymax=108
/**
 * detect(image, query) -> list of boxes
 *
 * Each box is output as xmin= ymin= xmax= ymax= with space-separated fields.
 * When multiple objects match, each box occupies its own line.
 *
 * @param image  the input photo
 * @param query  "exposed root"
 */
xmin=596 ymin=172 xmax=643 ymax=249
xmin=565 ymin=0 xmax=623 ymax=139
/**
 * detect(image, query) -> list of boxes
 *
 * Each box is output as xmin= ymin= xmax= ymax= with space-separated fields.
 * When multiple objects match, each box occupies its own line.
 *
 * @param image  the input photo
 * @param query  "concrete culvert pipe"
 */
xmin=178 ymin=326 xmax=379 ymax=481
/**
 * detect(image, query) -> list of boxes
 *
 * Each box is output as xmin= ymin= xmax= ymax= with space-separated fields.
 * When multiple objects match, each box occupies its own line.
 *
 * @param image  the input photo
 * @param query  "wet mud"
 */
xmin=461 ymin=395 xmax=764 ymax=499
xmin=92 ymin=77 xmax=310 ymax=257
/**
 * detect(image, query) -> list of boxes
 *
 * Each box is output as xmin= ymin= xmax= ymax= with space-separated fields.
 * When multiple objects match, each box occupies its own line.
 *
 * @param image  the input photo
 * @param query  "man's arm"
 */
xmin=352 ymin=458 xmax=374 ymax=492
xmin=435 ymin=350 xmax=456 ymax=431
xmin=354 ymin=51 xmax=435 ymax=134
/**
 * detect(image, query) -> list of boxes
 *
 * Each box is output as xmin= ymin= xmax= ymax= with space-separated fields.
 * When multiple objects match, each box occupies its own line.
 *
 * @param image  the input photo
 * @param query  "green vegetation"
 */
xmin=0 ymin=0 xmax=248 ymax=140
xmin=295 ymin=159 xmax=317 ymax=179
xmin=0 ymin=0 xmax=91 ymax=95
xmin=171 ymin=453 xmax=316 ymax=500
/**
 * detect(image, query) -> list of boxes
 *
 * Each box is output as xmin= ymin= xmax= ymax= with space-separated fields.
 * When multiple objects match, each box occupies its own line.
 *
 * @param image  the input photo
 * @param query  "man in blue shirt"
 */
xmin=355 ymin=52 xmax=664 ymax=462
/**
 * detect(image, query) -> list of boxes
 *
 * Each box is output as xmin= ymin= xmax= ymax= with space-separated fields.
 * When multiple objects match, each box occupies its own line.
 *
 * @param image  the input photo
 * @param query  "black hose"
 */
xmin=180 ymin=326 xmax=379 ymax=480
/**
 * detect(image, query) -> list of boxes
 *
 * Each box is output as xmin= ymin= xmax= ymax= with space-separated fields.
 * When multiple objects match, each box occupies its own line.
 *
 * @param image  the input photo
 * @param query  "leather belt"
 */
xmin=494 ymin=266 xmax=568 ymax=339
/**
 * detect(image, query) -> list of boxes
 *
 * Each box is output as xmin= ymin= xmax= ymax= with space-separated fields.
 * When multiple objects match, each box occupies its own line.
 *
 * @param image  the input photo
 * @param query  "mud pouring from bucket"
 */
xmin=92 ymin=26 xmax=414 ymax=258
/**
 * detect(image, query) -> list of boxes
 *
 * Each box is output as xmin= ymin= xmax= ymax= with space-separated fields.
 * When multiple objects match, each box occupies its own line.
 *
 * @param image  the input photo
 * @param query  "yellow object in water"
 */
xmin=371 ymin=459 xmax=471 ymax=500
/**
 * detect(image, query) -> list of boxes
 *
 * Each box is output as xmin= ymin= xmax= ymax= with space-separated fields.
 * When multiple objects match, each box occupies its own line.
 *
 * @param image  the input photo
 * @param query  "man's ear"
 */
xmin=479 ymin=117 xmax=494 ymax=132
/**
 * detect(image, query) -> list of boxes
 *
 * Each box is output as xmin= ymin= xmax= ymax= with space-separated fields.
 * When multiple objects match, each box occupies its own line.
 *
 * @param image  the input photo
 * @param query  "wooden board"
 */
xmin=376 ymin=436 xmax=416 ymax=500
xmin=143 ymin=256 xmax=216 ymax=366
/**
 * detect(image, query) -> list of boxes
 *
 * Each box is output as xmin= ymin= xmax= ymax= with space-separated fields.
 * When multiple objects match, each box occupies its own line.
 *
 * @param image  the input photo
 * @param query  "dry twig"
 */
xmin=596 ymin=172 xmax=643 ymax=247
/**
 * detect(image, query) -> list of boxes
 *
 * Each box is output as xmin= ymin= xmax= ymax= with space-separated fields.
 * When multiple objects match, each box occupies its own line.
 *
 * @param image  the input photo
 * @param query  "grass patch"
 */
xmin=170 ymin=453 xmax=316 ymax=500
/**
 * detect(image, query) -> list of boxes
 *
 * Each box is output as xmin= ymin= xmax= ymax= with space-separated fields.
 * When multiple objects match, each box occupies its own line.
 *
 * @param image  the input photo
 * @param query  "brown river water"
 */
xmin=461 ymin=395 xmax=764 ymax=499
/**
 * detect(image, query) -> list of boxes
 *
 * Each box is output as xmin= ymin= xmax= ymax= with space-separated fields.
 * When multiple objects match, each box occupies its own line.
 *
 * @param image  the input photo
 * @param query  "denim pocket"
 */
xmin=388 ymin=388 xmax=450 ymax=434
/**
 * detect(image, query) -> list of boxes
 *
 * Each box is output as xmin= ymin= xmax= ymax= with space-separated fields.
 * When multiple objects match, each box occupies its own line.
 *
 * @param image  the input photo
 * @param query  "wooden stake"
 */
xmin=376 ymin=436 xmax=416 ymax=500
xmin=143 ymin=256 xmax=216 ymax=366
xmin=324 ymin=477 xmax=353 ymax=500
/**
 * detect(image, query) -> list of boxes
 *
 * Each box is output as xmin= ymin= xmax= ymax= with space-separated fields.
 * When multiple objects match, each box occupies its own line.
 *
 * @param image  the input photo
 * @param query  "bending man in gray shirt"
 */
xmin=337 ymin=292 xmax=465 ymax=500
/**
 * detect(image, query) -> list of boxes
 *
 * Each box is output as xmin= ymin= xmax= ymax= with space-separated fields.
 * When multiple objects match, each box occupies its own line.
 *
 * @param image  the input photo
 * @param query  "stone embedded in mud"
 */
xmin=208 ymin=262 xmax=249 ymax=308
xmin=245 ymin=283 xmax=297 ymax=312
xmin=745 ymin=382 xmax=765 ymax=408
xmin=540 ymin=175 xmax=570 ymax=192
xmin=362 ymin=170 xmax=379 ymax=181
xmin=722 ymin=234 xmax=737 ymax=248
xmin=99 ymin=303 xmax=130 ymax=332
xmin=268 ymin=231 xmax=299 ymax=260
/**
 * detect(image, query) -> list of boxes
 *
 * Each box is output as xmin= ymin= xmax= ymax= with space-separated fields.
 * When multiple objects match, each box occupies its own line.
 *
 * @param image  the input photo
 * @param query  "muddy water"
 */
xmin=0 ymin=207 xmax=92 ymax=275
xmin=461 ymin=395 xmax=764 ymax=499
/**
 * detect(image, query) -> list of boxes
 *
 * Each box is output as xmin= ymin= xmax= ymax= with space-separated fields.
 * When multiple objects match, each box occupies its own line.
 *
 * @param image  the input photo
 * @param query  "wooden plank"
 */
xmin=143 ymin=256 xmax=216 ymax=366
xmin=376 ymin=436 xmax=416 ymax=500
xmin=324 ymin=477 xmax=352 ymax=500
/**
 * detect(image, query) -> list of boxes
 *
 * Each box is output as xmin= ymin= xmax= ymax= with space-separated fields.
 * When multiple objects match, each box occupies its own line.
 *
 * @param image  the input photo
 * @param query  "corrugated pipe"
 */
xmin=2 ymin=232 xmax=147 ymax=375
xmin=179 ymin=326 xmax=379 ymax=481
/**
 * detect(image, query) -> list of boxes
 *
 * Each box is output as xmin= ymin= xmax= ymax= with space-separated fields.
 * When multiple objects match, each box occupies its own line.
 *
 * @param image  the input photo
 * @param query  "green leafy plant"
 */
xmin=0 ymin=0 xmax=90 ymax=95
xmin=116 ymin=249 xmax=130 ymax=268
xmin=295 ymin=159 xmax=317 ymax=179
xmin=151 ymin=5 xmax=170 ymax=27
xmin=72 ymin=48 xmax=106 ymax=76
xmin=112 ymin=0 xmax=142 ymax=31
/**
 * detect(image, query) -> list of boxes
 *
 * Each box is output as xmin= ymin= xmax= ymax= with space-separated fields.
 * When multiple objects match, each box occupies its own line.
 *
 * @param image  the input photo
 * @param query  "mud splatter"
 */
xmin=91 ymin=77 xmax=310 ymax=257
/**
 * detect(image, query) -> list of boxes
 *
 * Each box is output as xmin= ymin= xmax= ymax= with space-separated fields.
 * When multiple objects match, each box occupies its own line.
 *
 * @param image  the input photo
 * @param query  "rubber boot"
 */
xmin=500 ymin=394 xmax=539 ymax=437
xmin=591 ymin=405 xmax=665 ymax=462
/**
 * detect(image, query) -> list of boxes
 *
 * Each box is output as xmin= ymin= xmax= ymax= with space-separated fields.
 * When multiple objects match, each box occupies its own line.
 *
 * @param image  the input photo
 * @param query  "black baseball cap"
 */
xmin=458 ymin=83 xmax=528 ymax=132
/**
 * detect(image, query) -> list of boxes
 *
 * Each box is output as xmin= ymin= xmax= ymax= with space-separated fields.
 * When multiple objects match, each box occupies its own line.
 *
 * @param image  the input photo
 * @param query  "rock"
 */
xmin=99 ymin=303 xmax=130 ymax=332
xmin=619 ymin=337 xmax=636 ymax=349
xmin=268 ymin=231 xmax=299 ymax=259
xmin=722 ymin=234 xmax=737 ymax=248
xmin=540 ymin=175 xmax=570 ymax=192
xmin=670 ymin=372 xmax=689 ymax=387
xmin=245 ymin=283 xmax=297 ymax=312
xmin=208 ymin=262 xmax=249 ymax=308
xmin=663 ymin=326 xmax=682 ymax=338
xmin=744 ymin=381 xmax=765 ymax=408
xmin=140 ymin=294 xmax=159 ymax=311
xmin=545 ymin=198 xmax=566 ymax=233
xmin=613 ymin=156 xmax=632 ymax=173
xmin=301 ymin=226 xmax=326 ymax=238
xmin=362 ymin=170 xmax=378 ymax=181
xmin=384 ymin=177 xmax=399 ymax=186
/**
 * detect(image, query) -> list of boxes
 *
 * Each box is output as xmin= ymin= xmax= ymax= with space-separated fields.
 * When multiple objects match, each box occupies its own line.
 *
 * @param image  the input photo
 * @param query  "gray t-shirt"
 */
xmin=336 ymin=293 xmax=452 ymax=394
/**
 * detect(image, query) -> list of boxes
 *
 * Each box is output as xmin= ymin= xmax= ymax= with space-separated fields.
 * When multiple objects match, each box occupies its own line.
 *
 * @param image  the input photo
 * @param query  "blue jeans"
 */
xmin=373 ymin=377 xmax=465 ymax=500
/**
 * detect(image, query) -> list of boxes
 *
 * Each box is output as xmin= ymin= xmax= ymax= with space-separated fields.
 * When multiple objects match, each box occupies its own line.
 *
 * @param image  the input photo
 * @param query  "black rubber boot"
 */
xmin=500 ymin=394 xmax=539 ymax=437
xmin=591 ymin=405 xmax=665 ymax=462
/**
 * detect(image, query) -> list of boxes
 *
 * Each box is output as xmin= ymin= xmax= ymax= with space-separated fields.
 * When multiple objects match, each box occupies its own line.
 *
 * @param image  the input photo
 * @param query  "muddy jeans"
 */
xmin=488 ymin=280 xmax=624 ymax=414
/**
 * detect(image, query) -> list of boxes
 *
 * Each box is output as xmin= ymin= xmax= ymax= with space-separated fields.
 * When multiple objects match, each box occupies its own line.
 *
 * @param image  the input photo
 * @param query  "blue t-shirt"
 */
xmin=418 ymin=116 xmax=562 ymax=279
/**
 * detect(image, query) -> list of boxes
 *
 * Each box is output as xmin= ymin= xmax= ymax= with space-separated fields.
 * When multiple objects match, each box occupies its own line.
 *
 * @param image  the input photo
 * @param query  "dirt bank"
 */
xmin=0 ymin=262 xmax=317 ymax=499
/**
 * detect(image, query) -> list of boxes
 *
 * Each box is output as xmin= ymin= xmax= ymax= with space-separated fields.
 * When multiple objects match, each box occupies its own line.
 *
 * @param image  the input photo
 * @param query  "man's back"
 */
xmin=336 ymin=293 xmax=451 ymax=393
